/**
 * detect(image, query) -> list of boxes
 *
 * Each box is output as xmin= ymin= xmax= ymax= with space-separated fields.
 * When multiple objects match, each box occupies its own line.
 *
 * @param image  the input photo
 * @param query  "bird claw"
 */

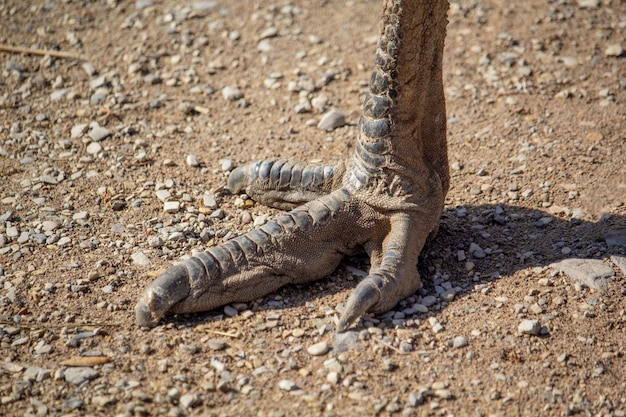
xmin=337 ymin=275 xmax=382 ymax=332
xmin=136 ymin=265 xmax=190 ymax=327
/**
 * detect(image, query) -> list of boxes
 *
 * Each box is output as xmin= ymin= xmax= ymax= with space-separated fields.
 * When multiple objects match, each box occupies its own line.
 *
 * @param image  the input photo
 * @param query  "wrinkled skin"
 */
xmin=136 ymin=0 xmax=450 ymax=332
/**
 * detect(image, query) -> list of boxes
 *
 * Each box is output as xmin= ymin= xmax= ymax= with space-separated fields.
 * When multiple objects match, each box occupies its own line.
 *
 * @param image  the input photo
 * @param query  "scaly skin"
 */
xmin=136 ymin=0 xmax=450 ymax=332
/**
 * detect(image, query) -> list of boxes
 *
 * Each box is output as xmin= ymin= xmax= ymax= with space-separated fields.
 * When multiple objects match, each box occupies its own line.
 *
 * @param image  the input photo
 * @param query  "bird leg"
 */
xmin=136 ymin=0 xmax=450 ymax=331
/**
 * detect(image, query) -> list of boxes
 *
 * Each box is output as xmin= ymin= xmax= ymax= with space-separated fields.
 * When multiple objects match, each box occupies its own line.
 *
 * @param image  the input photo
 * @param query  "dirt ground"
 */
xmin=1 ymin=0 xmax=625 ymax=416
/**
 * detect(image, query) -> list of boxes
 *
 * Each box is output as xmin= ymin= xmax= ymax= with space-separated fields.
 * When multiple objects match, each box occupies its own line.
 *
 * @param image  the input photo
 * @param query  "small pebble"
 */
xmin=334 ymin=331 xmax=359 ymax=353
xmin=317 ymin=110 xmax=346 ymax=131
xmin=89 ymin=126 xmax=111 ymax=141
xmin=307 ymin=341 xmax=330 ymax=356
xmin=259 ymin=27 xmax=278 ymax=39
xmin=434 ymin=389 xmax=453 ymax=399
xmin=408 ymin=391 xmax=426 ymax=406
xmin=469 ymin=242 xmax=486 ymax=258
xmin=412 ymin=303 xmax=429 ymax=313
xmin=605 ymin=44 xmax=623 ymax=57
xmin=219 ymin=159 xmax=234 ymax=172
xmin=327 ymin=371 xmax=339 ymax=384
xmin=203 ymin=194 xmax=218 ymax=208
xmin=50 ymin=88 xmax=71 ymax=101
xmin=207 ymin=339 xmax=227 ymax=351
xmin=63 ymin=398 xmax=84 ymax=410
xmin=71 ymin=124 xmax=88 ymax=138
xmin=179 ymin=394 xmax=200 ymax=409
xmin=131 ymin=251 xmax=152 ymax=267
xmin=222 ymin=86 xmax=243 ymax=101
xmin=224 ymin=305 xmax=238 ymax=317
xmin=577 ymin=0 xmax=599 ymax=8
xmin=164 ymin=201 xmax=181 ymax=213
xmin=453 ymin=336 xmax=468 ymax=348
xmin=278 ymin=379 xmax=297 ymax=391
xmin=156 ymin=189 xmax=171 ymax=202
xmin=86 ymin=142 xmax=103 ymax=155
xmin=422 ymin=295 xmax=437 ymax=307
xmin=64 ymin=367 xmax=99 ymax=385
xmin=518 ymin=319 xmax=541 ymax=336
xmin=186 ymin=155 xmax=200 ymax=167
xmin=73 ymin=211 xmax=89 ymax=221
xmin=429 ymin=317 xmax=444 ymax=333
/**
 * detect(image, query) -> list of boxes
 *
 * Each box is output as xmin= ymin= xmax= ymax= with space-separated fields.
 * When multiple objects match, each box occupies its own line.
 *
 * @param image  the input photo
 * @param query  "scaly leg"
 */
xmin=227 ymin=160 xmax=345 ymax=210
xmin=136 ymin=0 xmax=450 ymax=331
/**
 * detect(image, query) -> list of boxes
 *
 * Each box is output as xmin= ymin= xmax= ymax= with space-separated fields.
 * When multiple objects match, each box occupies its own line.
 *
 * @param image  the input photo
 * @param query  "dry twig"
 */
xmin=0 ymin=320 xmax=120 ymax=329
xmin=0 ymin=44 xmax=82 ymax=60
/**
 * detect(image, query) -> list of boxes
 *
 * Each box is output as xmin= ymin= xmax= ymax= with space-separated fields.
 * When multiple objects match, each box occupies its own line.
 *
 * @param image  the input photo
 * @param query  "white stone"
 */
xmin=327 ymin=371 xmax=339 ymax=384
xmin=50 ymin=88 xmax=70 ymax=101
xmin=72 ymin=211 xmax=89 ymax=220
xmin=311 ymin=95 xmax=328 ymax=112
xmin=179 ymin=394 xmax=200 ymax=409
xmin=259 ymin=27 xmax=278 ymax=39
xmin=64 ymin=367 xmax=99 ymax=385
xmin=453 ymin=336 xmax=468 ymax=348
xmin=41 ymin=221 xmax=59 ymax=232
xmin=131 ymin=252 xmax=152 ymax=267
xmin=163 ymin=201 xmax=180 ymax=213
xmin=202 ymin=194 xmax=218 ymax=209
xmin=518 ymin=319 xmax=541 ymax=336
xmin=156 ymin=190 xmax=171 ymax=202
xmin=307 ymin=341 xmax=330 ymax=356
xmin=71 ymin=124 xmax=89 ymax=138
xmin=89 ymin=126 xmax=111 ymax=141
xmin=222 ymin=86 xmax=243 ymax=101
xmin=278 ymin=379 xmax=297 ymax=391
xmin=605 ymin=44 xmax=623 ymax=57
xmin=86 ymin=142 xmax=102 ymax=155
xmin=186 ymin=154 xmax=200 ymax=167
xmin=257 ymin=40 xmax=272 ymax=52
xmin=317 ymin=110 xmax=346 ymax=131
xmin=577 ymin=0 xmax=599 ymax=7
xmin=219 ymin=159 xmax=234 ymax=172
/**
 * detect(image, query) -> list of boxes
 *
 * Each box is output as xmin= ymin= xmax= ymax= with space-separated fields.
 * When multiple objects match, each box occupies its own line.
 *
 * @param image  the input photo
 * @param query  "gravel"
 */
xmin=0 ymin=1 xmax=623 ymax=416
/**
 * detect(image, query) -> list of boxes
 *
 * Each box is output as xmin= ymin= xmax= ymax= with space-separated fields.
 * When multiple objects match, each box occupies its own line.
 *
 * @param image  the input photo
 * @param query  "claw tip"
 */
xmin=135 ymin=300 xmax=159 ymax=328
xmin=337 ymin=277 xmax=381 ymax=333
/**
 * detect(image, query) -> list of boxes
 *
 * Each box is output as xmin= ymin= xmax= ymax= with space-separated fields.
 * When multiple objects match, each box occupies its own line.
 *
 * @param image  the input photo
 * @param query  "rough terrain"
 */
xmin=1 ymin=0 xmax=625 ymax=416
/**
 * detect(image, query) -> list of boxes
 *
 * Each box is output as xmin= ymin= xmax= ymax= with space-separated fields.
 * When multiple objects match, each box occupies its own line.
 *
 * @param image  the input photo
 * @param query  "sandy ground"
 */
xmin=1 ymin=0 xmax=625 ymax=416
